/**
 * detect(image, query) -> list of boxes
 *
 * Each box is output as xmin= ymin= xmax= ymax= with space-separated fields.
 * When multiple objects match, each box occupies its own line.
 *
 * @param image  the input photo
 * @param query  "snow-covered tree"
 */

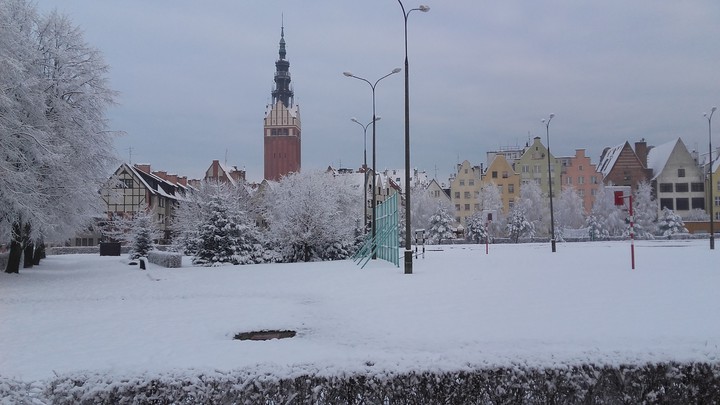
xmin=591 ymin=184 xmax=626 ymax=237
xmin=556 ymin=187 xmax=585 ymax=231
xmin=517 ymin=182 xmax=547 ymax=237
xmin=586 ymin=215 xmax=609 ymax=241
xmin=686 ymin=208 xmax=709 ymax=221
xmin=264 ymin=170 xmax=362 ymax=262
xmin=1 ymin=2 xmax=118 ymax=273
xmin=127 ymin=211 xmax=160 ymax=260
xmin=506 ymin=205 xmax=533 ymax=243
xmin=426 ymin=201 xmax=456 ymax=244
xmin=657 ymin=207 xmax=688 ymax=237
xmin=632 ymin=181 xmax=657 ymax=239
xmin=465 ymin=211 xmax=488 ymax=243
xmin=478 ymin=182 xmax=505 ymax=236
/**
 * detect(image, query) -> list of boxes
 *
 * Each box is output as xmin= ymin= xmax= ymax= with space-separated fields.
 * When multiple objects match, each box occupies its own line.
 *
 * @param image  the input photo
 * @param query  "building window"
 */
xmin=566 ymin=177 xmax=572 ymax=185
xmin=715 ymin=196 xmax=720 ymax=207
xmin=509 ymin=199 xmax=515 ymax=209
xmin=677 ymin=168 xmax=685 ymax=177
xmin=578 ymin=176 xmax=584 ymax=184
xmin=468 ymin=180 xmax=474 ymax=186
xmin=579 ymin=165 xmax=584 ymax=171
xmin=460 ymin=180 xmax=465 ymax=186
xmin=591 ymin=188 xmax=597 ymax=196
xmin=508 ymin=184 xmax=515 ymax=194
xmin=660 ymin=198 xmax=674 ymax=210
xmin=591 ymin=176 xmax=598 ymax=184
xmin=464 ymin=169 xmax=468 ymax=174
xmin=455 ymin=204 xmax=460 ymax=211
xmin=502 ymin=171 xmax=509 ymax=178
xmin=75 ymin=238 xmax=81 ymax=246
xmin=464 ymin=191 xmax=471 ymax=199
xmin=474 ymin=191 xmax=479 ymax=198
xmin=675 ymin=198 xmax=689 ymax=211
xmin=691 ymin=183 xmax=704 ymax=192
xmin=691 ymin=198 xmax=705 ymax=210
xmin=498 ymin=185 xmax=504 ymax=194
xmin=474 ymin=203 xmax=480 ymax=210
xmin=454 ymin=192 xmax=460 ymax=199
xmin=659 ymin=183 xmax=673 ymax=193
xmin=464 ymin=204 xmax=470 ymax=211
xmin=578 ymin=189 xmax=585 ymax=197
xmin=675 ymin=183 xmax=689 ymax=192
xmin=492 ymin=171 xmax=498 ymax=178
xmin=522 ymin=165 xmax=529 ymax=173
xmin=123 ymin=179 xmax=134 ymax=189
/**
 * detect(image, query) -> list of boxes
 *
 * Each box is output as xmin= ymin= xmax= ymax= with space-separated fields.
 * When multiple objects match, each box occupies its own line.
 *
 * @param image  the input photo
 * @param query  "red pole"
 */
xmin=629 ymin=195 xmax=635 ymax=270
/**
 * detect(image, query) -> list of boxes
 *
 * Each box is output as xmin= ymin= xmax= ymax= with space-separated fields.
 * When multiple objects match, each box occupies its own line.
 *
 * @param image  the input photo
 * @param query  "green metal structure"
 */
xmin=353 ymin=193 xmax=399 ymax=268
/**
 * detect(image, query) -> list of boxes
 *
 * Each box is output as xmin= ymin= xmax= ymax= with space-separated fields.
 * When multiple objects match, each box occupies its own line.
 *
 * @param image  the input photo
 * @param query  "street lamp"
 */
xmin=397 ymin=1 xmax=429 ymax=275
xmin=351 ymin=116 xmax=381 ymax=234
xmin=542 ymin=113 xmax=556 ymax=253
xmin=344 ymin=69 xmax=401 ymax=258
xmin=704 ymin=106 xmax=717 ymax=250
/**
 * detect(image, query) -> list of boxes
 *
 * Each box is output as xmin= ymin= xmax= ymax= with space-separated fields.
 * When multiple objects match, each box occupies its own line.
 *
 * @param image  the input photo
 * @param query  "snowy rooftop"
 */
xmin=597 ymin=143 xmax=625 ymax=177
xmin=1 ymin=239 xmax=718 ymax=383
xmin=646 ymin=138 xmax=680 ymax=180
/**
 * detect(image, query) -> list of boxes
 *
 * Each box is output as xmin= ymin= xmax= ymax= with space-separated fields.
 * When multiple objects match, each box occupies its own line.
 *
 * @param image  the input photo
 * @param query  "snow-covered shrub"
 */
xmin=147 ymin=251 xmax=182 ymax=268
xmin=586 ymin=215 xmax=609 ymax=240
xmin=506 ymin=206 xmax=533 ymax=243
xmin=632 ymin=181 xmax=657 ymax=239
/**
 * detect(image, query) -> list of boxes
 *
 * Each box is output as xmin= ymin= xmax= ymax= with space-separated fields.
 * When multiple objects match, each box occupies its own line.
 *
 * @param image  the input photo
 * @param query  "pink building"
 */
xmin=562 ymin=149 xmax=602 ymax=214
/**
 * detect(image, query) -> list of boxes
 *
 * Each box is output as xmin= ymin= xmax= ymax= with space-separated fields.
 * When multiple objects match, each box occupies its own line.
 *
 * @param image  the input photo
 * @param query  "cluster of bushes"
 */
xmin=28 ymin=362 xmax=720 ymax=404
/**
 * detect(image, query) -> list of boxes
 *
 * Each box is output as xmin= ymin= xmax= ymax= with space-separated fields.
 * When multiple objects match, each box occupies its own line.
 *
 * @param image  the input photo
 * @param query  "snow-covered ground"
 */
xmin=1 ymin=239 xmax=718 ymax=383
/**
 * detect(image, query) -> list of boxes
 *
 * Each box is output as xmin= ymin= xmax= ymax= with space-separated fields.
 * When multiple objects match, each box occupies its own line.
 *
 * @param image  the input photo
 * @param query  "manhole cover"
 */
xmin=234 ymin=330 xmax=296 ymax=341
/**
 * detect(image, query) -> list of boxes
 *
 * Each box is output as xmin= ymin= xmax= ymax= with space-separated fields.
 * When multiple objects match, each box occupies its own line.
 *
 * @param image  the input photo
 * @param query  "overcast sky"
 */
xmin=36 ymin=1 xmax=720 ymax=183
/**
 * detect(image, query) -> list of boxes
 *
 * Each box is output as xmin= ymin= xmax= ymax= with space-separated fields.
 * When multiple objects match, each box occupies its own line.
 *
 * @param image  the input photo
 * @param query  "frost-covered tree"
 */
xmin=632 ymin=181 xmax=657 ymax=239
xmin=1 ymin=2 xmax=118 ymax=273
xmin=478 ymin=182 xmax=505 ymax=236
xmin=586 ymin=215 xmax=609 ymax=241
xmin=127 ymin=211 xmax=160 ymax=260
xmin=591 ymin=184 xmax=626 ymax=236
xmin=556 ymin=187 xmax=585 ymax=231
xmin=657 ymin=207 xmax=688 ymax=237
xmin=409 ymin=183 xmax=436 ymax=236
xmin=517 ymin=182 xmax=547 ymax=237
xmin=426 ymin=201 xmax=456 ymax=244
xmin=686 ymin=208 xmax=709 ymax=221
xmin=264 ymin=170 xmax=362 ymax=262
xmin=465 ymin=211 xmax=488 ymax=243
xmin=506 ymin=205 xmax=533 ymax=243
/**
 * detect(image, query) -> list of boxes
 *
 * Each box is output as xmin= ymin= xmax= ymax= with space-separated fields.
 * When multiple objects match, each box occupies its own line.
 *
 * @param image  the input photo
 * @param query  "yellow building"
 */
xmin=481 ymin=155 xmax=521 ymax=214
xmin=449 ymin=160 xmax=483 ymax=226
xmin=515 ymin=136 xmax=562 ymax=197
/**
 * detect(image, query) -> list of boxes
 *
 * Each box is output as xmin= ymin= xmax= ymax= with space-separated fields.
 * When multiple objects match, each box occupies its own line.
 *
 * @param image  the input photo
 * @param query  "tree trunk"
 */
xmin=5 ymin=223 xmax=23 ymax=273
xmin=23 ymin=242 xmax=34 ymax=269
xmin=33 ymin=241 xmax=46 ymax=265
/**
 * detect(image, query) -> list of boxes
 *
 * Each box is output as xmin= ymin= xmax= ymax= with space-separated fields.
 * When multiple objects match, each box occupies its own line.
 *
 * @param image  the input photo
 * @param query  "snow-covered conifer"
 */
xmin=465 ymin=211 xmax=488 ymax=243
xmin=657 ymin=207 xmax=688 ymax=237
xmin=506 ymin=206 xmax=533 ymax=243
xmin=632 ymin=181 xmax=657 ymax=239
xmin=127 ymin=211 xmax=160 ymax=260
xmin=426 ymin=201 xmax=456 ymax=244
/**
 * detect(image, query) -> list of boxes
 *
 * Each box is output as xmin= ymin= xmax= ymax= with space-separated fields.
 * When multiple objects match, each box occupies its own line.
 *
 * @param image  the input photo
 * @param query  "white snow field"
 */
xmin=0 ymin=239 xmax=718 ymax=384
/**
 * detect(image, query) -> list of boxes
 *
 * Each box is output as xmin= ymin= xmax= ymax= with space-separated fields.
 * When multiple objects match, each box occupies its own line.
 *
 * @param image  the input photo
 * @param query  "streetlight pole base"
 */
xmin=711 ymin=236 xmax=715 ymax=250
xmin=404 ymin=249 xmax=413 ymax=274
xmin=551 ymin=239 xmax=556 ymax=253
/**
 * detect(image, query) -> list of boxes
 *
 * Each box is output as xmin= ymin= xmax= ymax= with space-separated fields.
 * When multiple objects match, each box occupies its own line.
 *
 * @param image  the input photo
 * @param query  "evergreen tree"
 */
xmin=194 ymin=193 xmax=240 ymax=266
xmin=128 ymin=211 xmax=160 ymax=260
xmin=426 ymin=202 xmax=455 ymax=244
xmin=506 ymin=206 xmax=533 ymax=243
xmin=465 ymin=211 xmax=488 ymax=243
xmin=657 ymin=207 xmax=688 ymax=237
xmin=586 ymin=215 xmax=609 ymax=241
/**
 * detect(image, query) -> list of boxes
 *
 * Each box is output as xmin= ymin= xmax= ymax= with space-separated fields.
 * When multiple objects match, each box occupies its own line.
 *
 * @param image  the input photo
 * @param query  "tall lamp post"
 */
xmin=351 ymin=116 xmax=381 ymax=234
xmin=397 ymin=1 xmax=429 ymax=275
xmin=542 ymin=113 xmax=556 ymax=253
xmin=344 ymin=69 xmax=401 ymax=258
xmin=704 ymin=106 xmax=717 ymax=250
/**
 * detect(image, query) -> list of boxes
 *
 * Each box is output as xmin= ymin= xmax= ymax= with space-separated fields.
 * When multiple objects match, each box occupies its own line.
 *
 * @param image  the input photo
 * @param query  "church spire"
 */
xmin=271 ymin=20 xmax=293 ymax=107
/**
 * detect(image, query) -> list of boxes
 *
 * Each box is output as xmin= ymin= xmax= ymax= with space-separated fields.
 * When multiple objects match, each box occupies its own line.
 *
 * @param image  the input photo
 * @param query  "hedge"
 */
xmin=39 ymin=362 xmax=720 ymax=405
xmin=147 ymin=251 xmax=182 ymax=268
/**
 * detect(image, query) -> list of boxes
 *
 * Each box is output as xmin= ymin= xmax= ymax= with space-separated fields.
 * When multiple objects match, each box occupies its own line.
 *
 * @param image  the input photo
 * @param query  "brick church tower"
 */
xmin=264 ymin=25 xmax=301 ymax=181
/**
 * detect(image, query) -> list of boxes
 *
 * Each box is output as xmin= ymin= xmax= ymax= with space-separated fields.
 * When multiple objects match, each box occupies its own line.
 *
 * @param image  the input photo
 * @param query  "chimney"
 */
xmin=635 ymin=139 xmax=648 ymax=168
xmin=166 ymin=174 xmax=178 ymax=184
xmin=177 ymin=176 xmax=188 ymax=186
xmin=135 ymin=164 xmax=151 ymax=174
xmin=153 ymin=171 xmax=167 ymax=180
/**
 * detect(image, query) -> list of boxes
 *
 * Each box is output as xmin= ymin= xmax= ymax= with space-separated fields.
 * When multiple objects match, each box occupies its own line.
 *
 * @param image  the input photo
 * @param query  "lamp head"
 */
xmin=549 ymin=113 xmax=555 ymax=119
xmin=392 ymin=68 xmax=402 ymax=74
xmin=541 ymin=119 xmax=546 ymax=124
xmin=351 ymin=117 xmax=359 ymax=123
xmin=375 ymin=116 xmax=382 ymax=122
xmin=419 ymin=5 xmax=430 ymax=12
xmin=712 ymin=106 xmax=718 ymax=112
xmin=343 ymin=71 xmax=353 ymax=77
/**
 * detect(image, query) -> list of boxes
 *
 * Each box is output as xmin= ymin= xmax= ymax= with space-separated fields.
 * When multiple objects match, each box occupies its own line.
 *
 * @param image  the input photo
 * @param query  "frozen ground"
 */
xmin=0 ymin=239 xmax=718 ymax=383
